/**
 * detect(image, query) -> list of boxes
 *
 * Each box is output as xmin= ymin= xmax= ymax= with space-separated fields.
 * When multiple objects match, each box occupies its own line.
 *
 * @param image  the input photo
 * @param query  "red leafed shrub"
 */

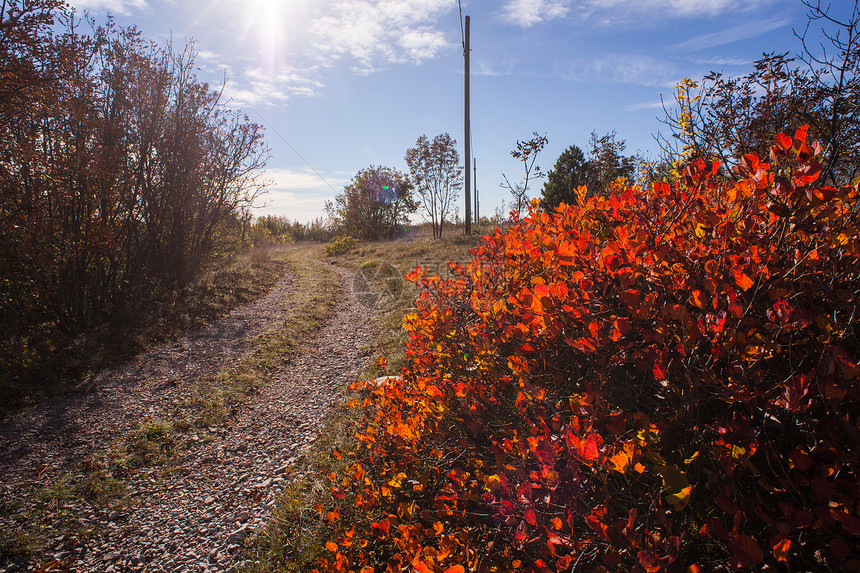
xmin=315 ymin=127 xmax=860 ymax=572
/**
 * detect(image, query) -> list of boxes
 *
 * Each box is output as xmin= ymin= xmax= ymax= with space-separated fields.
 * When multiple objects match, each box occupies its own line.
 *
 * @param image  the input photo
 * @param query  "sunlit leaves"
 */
xmin=312 ymin=129 xmax=860 ymax=573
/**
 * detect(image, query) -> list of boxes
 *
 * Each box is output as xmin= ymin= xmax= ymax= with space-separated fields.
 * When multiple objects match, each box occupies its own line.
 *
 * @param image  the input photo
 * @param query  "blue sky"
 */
xmin=70 ymin=0 xmax=812 ymax=223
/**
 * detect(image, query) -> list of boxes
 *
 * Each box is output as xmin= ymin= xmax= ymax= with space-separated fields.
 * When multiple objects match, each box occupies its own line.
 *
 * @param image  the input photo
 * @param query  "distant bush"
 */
xmin=314 ymin=128 xmax=860 ymax=572
xmin=325 ymin=235 xmax=359 ymax=257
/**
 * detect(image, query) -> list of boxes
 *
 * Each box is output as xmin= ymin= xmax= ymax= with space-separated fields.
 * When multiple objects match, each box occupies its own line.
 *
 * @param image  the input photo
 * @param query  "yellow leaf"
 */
xmin=665 ymin=485 xmax=692 ymax=510
xmin=485 ymin=474 xmax=502 ymax=492
xmin=658 ymin=464 xmax=689 ymax=492
xmin=645 ymin=450 xmax=667 ymax=465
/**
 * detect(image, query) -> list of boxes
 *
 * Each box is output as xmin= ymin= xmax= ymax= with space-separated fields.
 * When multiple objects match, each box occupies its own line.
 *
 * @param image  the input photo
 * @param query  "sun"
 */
xmin=248 ymin=0 xmax=286 ymax=65
xmin=253 ymin=0 xmax=283 ymax=38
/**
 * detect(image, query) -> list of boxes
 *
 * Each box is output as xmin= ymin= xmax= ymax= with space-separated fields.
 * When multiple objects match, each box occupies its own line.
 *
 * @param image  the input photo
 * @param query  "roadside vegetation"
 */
xmin=251 ymin=128 xmax=860 ymax=573
xmin=244 ymin=2 xmax=860 ymax=571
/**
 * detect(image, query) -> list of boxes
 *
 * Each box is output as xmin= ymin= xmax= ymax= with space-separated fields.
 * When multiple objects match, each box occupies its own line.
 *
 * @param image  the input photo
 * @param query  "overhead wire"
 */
xmin=458 ymin=0 xmax=465 ymax=50
xmin=250 ymin=107 xmax=339 ymax=195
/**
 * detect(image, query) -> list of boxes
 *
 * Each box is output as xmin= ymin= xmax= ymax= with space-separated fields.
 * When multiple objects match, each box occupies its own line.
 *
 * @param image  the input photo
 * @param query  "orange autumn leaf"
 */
xmin=732 ymin=268 xmax=754 ymax=291
xmin=773 ymin=538 xmax=791 ymax=562
xmin=609 ymin=450 xmax=630 ymax=473
xmin=689 ymin=289 xmax=707 ymax=309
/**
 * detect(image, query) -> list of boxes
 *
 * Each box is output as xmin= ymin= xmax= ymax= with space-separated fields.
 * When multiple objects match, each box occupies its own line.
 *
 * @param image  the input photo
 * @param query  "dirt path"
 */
xmin=0 ymin=260 xmax=375 ymax=572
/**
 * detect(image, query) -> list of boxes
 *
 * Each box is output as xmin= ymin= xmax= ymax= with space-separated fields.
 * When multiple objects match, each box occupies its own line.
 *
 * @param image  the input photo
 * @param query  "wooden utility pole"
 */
xmin=464 ymin=15 xmax=471 ymax=235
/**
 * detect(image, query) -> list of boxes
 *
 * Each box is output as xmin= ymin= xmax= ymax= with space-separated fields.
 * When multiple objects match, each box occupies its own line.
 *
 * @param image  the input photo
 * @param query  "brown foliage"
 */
xmin=0 ymin=2 xmax=268 ymax=391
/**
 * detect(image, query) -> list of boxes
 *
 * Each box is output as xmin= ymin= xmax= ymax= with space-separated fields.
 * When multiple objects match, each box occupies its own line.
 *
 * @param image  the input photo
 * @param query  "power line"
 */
xmin=458 ymin=0 xmax=465 ymax=50
xmin=250 ymin=107 xmax=339 ymax=194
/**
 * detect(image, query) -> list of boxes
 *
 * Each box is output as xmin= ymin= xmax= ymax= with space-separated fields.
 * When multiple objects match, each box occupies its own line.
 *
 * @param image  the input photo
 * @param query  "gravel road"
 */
xmin=0 ymin=260 xmax=375 ymax=572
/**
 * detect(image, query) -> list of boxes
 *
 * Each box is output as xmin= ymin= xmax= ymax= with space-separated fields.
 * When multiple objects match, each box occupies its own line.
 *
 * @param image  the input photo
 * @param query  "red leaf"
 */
xmin=728 ymin=534 xmax=763 ymax=568
xmin=555 ymin=555 xmax=572 ymax=571
xmin=775 ymin=132 xmax=792 ymax=150
xmin=830 ymin=538 xmax=851 ymax=561
xmin=565 ymin=337 xmax=597 ymax=355
xmin=788 ymin=448 xmax=812 ymax=471
xmin=579 ymin=433 xmax=601 ymax=462
xmin=830 ymin=508 xmax=860 ymax=536
xmin=689 ymin=289 xmax=707 ymax=309
xmin=524 ymin=508 xmax=538 ymax=525
xmin=638 ymin=550 xmax=661 ymax=572
xmin=794 ymin=124 xmax=810 ymax=146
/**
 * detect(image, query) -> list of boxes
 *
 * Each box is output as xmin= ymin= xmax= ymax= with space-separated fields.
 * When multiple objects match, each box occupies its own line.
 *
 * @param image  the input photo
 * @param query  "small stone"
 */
xmin=227 ymin=526 xmax=248 ymax=546
xmin=103 ymin=551 xmax=121 ymax=562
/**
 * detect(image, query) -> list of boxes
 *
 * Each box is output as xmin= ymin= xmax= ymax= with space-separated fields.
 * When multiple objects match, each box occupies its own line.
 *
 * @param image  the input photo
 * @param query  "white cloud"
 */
xmin=498 ymin=0 xmax=572 ymax=28
xmin=266 ymin=167 xmax=348 ymax=193
xmin=473 ymin=60 xmax=519 ymax=76
xmin=674 ymin=17 xmax=790 ymax=51
xmin=68 ymin=0 xmax=146 ymax=15
xmin=570 ymin=0 xmax=779 ymax=26
xmin=310 ymin=0 xmax=457 ymax=71
xmin=694 ymin=57 xmax=755 ymax=67
xmin=555 ymin=54 xmax=683 ymax=87
xmin=253 ymin=167 xmax=350 ymax=222
xmin=495 ymin=0 xmax=780 ymax=28
xmin=223 ymin=67 xmax=325 ymax=108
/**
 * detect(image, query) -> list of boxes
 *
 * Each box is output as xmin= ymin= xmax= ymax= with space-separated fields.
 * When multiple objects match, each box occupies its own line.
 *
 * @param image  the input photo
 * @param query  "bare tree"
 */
xmin=404 ymin=133 xmax=462 ymax=239
xmin=501 ymin=132 xmax=547 ymax=217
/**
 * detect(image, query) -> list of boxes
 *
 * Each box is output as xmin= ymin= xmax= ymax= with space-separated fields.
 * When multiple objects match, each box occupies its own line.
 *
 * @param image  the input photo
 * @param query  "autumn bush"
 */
xmin=313 ymin=128 xmax=859 ymax=572
xmin=326 ymin=236 xmax=361 ymax=257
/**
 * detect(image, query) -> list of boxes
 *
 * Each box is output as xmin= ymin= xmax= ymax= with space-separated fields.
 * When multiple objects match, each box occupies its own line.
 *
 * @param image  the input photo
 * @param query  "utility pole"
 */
xmin=464 ymin=15 xmax=471 ymax=235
